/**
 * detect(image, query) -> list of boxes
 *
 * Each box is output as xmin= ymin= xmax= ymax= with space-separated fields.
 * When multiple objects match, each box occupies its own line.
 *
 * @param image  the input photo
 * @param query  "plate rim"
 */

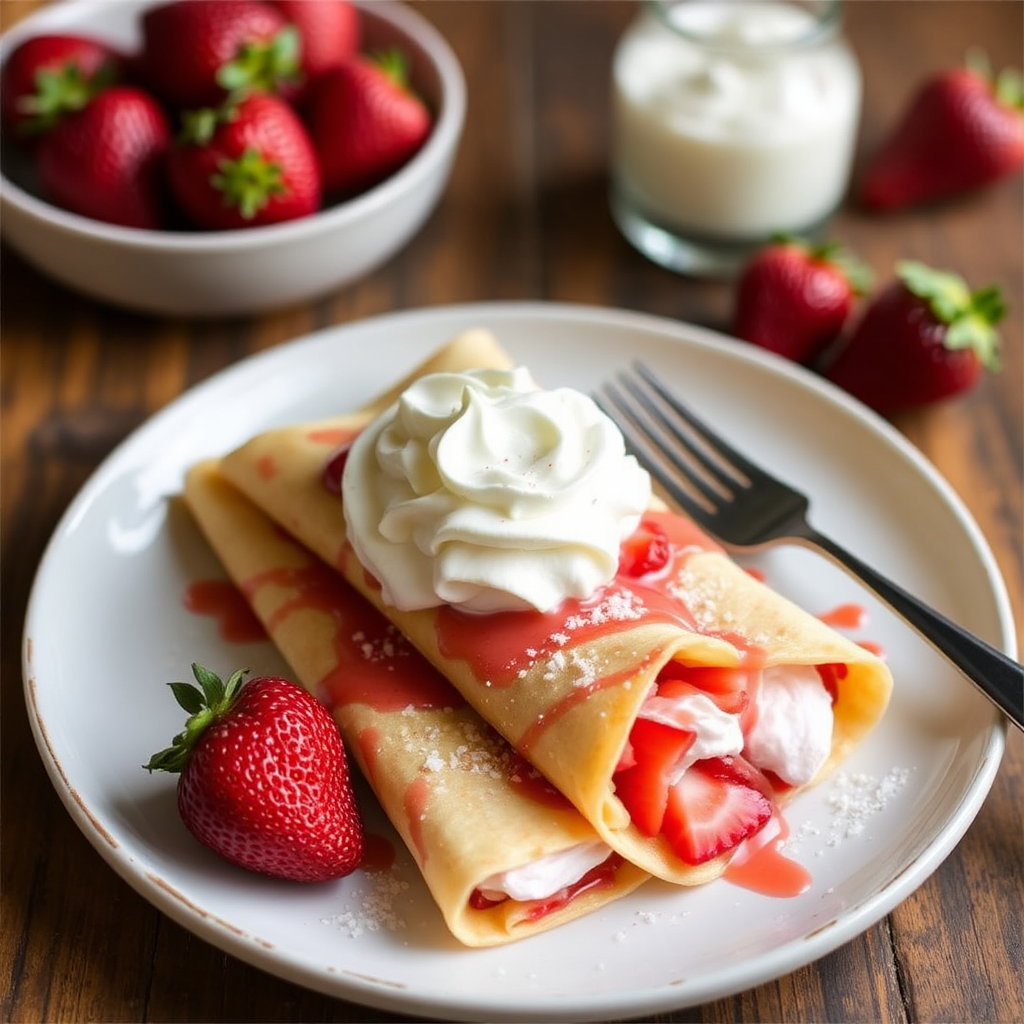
xmin=21 ymin=300 xmax=1012 ymax=1021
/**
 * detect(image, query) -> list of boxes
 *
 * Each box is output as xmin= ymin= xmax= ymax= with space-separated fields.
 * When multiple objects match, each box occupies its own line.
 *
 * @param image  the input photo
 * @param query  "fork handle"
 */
xmin=803 ymin=528 xmax=1023 ymax=731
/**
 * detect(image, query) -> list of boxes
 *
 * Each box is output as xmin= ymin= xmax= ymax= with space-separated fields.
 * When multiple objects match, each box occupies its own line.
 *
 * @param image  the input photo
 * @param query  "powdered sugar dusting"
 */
xmin=351 ymin=623 xmax=410 ymax=664
xmin=406 ymin=714 xmax=524 ymax=787
xmin=785 ymin=766 xmax=913 ymax=856
xmin=564 ymin=589 xmax=646 ymax=631
xmin=823 ymin=767 xmax=912 ymax=844
xmin=321 ymin=871 xmax=411 ymax=937
xmin=669 ymin=566 xmax=786 ymax=647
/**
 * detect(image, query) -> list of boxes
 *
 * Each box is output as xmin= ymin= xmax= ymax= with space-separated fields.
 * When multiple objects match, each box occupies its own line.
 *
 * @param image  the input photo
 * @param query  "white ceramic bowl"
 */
xmin=0 ymin=0 xmax=465 ymax=317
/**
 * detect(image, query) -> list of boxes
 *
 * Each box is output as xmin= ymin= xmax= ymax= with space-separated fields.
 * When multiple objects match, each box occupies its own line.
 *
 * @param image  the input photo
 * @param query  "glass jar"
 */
xmin=610 ymin=0 xmax=861 ymax=277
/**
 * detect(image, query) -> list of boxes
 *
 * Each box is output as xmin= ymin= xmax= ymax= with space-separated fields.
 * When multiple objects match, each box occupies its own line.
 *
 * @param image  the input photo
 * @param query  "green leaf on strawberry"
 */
xmin=897 ymin=260 xmax=1004 ymax=370
xmin=211 ymin=147 xmax=289 ymax=219
xmin=144 ymin=664 xmax=247 ymax=774
xmin=17 ymin=59 xmax=117 ymax=135
xmin=215 ymin=24 xmax=302 ymax=100
xmin=965 ymin=47 xmax=1024 ymax=111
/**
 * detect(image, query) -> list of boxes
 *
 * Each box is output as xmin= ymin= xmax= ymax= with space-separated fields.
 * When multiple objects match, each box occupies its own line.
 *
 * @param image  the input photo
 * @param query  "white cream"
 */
xmin=342 ymin=367 xmax=651 ymax=613
xmin=611 ymin=0 xmax=861 ymax=240
xmin=638 ymin=691 xmax=744 ymax=781
xmin=745 ymin=664 xmax=833 ymax=785
xmin=476 ymin=840 xmax=612 ymax=902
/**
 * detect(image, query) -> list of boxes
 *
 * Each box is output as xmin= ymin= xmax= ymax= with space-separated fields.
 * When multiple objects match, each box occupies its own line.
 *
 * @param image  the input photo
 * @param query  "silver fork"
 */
xmin=597 ymin=361 xmax=1023 ymax=732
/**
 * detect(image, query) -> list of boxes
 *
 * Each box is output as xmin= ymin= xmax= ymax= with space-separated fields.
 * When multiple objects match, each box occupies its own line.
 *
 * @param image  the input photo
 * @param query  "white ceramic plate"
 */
xmin=23 ymin=303 xmax=1012 ymax=1022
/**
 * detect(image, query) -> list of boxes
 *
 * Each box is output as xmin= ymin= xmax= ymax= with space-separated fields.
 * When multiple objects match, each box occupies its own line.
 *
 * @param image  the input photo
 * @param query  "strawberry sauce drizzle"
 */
xmin=308 ymin=426 xmax=357 ymax=448
xmin=256 ymin=453 xmax=277 ymax=481
xmin=818 ymin=601 xmax=869 ymax=630
xmin=435 ymin=512 xmax=753 ymax=749
xmin=723 ymin=814 xmax=811 ymax=898
xmin=243 ymin=560 xmax=460 ymax=712
xmin=182 ymin=579 xmax=267 ymax=643
xmin=404 ymin=776 xmax=432 ymax=865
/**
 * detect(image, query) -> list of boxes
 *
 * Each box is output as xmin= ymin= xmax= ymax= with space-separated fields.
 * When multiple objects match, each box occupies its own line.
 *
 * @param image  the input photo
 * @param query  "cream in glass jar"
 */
xmin=610 ymin=0 xmax=861 ymax=277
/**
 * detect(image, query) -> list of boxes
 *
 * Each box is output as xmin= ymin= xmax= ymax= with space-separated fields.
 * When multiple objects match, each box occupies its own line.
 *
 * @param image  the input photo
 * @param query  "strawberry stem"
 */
xmin=144 ymin=664 xmax=247 ymax=774
xmin=216 ymin=25 xmax=301 ymax=101
xmin=769 ymin=233 xmax=873 ymax=295
xmin=178 ymin=102 xmax=235 ymax=147
xmin=964 ymin=47 xmax=1023 ymax=111
xmin=15 ymin=58 xmax=117 ymax=135
xmin=211 ymin=148 xmax=289 ymax=219
xmin=370 ymin=48 xmax=412 ymax=91
xmin=897 ymin=260 xmax=1005 ymax=370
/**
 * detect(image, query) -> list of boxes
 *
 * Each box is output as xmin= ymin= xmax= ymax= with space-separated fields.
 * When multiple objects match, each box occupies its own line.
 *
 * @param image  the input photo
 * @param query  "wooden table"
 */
xmin=3 ymin=2 xmax=1021 ymax=1021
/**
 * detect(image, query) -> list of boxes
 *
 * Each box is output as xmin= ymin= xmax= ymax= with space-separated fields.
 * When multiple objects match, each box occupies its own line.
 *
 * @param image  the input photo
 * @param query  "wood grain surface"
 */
xmin=2 ymin=2 xmax=1021 ymax=1022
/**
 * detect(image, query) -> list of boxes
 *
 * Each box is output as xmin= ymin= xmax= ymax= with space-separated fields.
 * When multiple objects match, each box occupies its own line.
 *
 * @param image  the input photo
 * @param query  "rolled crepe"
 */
xmin=217 ymin=330 xmax=893 ymax=886
xmin=183 ymin=460 xmax=649 ymax=947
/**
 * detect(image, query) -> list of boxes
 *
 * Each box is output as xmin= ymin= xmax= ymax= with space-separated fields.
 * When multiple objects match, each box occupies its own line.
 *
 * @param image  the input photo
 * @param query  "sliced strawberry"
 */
xmin=656 ymin=664 xmax=753 ymax=717
xmin=700 ymin=752 xmax=775 ymax=799
xmin=614 ymin=739 xmax=636 ymax=773
xmin=618 ymin=517 xmax=671 ymax=577
xmin=321 ymin=440 xmax=352 ymax=494
xmin=816 ymin=662 xmax=846 ymax=704
xmin=661 ymin=756 xmax=772 ymax=865
xmin=613 ymin=718 xmax=695 ymax=837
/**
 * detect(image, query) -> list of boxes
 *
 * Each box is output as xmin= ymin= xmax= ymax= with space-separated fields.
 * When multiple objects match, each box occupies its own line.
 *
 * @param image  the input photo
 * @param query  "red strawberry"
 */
xmin=145 ymin=664 xmax=364 ymax=883
xmin=657 ymin=668 xmax=751 ymax=718
xmin=305 ymin=50 xmax=432 ymax=196
xmin=140 ymin=0 xmax=299 ymax=111
xmin=268 ymin=0 xmax=360 ymax=101
xmin=618 ymin=517 xmax=671 ymax=577
xmin=861 ymin=51 xmax=1024 ymax=210
xmin=824 ymin=260 xmax=1004 ymax=413
xmin=661 ymin=756 xmax=772 ymax=865
xmin=36 ymin=85 xmax=171 ymax=229
xmin=167 ymin=92 xmax=321 ymax=230
xmin=613 ymin=718 xmax=696 ymax=837
xmin=733 ymin=236 xmax=872 ymax=366
xmin=0 ymin=33 xmax=124 ymax=141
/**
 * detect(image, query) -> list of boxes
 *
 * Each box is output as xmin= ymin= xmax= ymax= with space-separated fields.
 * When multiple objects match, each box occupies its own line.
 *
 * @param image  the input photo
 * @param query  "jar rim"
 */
xmin=643 ymin=0 xmax=844 ymax=52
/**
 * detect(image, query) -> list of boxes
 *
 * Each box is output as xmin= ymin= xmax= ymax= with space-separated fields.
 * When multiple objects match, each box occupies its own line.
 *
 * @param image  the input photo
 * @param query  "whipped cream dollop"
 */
xmin=744 ymin=664 xmax=834 ymax=786
xmin=476 ymin=840 xmax=611 ymax=902
xmin=342 ymin=367 xmax=651 ymax=613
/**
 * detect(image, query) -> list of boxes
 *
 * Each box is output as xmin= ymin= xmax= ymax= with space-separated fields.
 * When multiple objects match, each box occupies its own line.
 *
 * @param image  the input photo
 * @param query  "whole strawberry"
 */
xmin=306 ymin=50 xmax=432 ymax=196
xmin=268 ymin=0 xmax=360 ymax=103
xmin=167 ymin=92 xmax=321 ymax=230
xmin=824 ymin=261 xmax=1004 ymax=413
xmin=0 ymin=33 xmax=124 ymax=141
xmin=861 ymin=51 xmax=1024 ymax=210
xmin=732 ymin=237 xmax=872 ymax=365
xmin=145 ymin=664 xmax=364 ymax=883
xmin=36 ymin=85 xmax=171 ymax=229
xmin=140 ymin=0 xmax=299 ymax=110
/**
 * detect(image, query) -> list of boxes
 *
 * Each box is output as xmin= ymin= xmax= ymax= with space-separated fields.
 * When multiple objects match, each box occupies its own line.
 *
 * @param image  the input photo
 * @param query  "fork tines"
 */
xmin=595 ymin=362 xmax=752 ymax=524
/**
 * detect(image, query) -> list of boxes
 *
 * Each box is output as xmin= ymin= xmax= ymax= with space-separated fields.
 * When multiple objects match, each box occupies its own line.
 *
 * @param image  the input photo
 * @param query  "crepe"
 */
xmin=183 ymin=460 xmax=649 ymax=947
xmin=216 ymin=329 xmax=894 ymax=887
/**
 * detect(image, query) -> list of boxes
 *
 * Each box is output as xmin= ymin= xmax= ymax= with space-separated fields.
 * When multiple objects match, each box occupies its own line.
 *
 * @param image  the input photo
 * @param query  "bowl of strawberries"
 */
xmin=0 ymin=0 xmax=465 ymax=316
